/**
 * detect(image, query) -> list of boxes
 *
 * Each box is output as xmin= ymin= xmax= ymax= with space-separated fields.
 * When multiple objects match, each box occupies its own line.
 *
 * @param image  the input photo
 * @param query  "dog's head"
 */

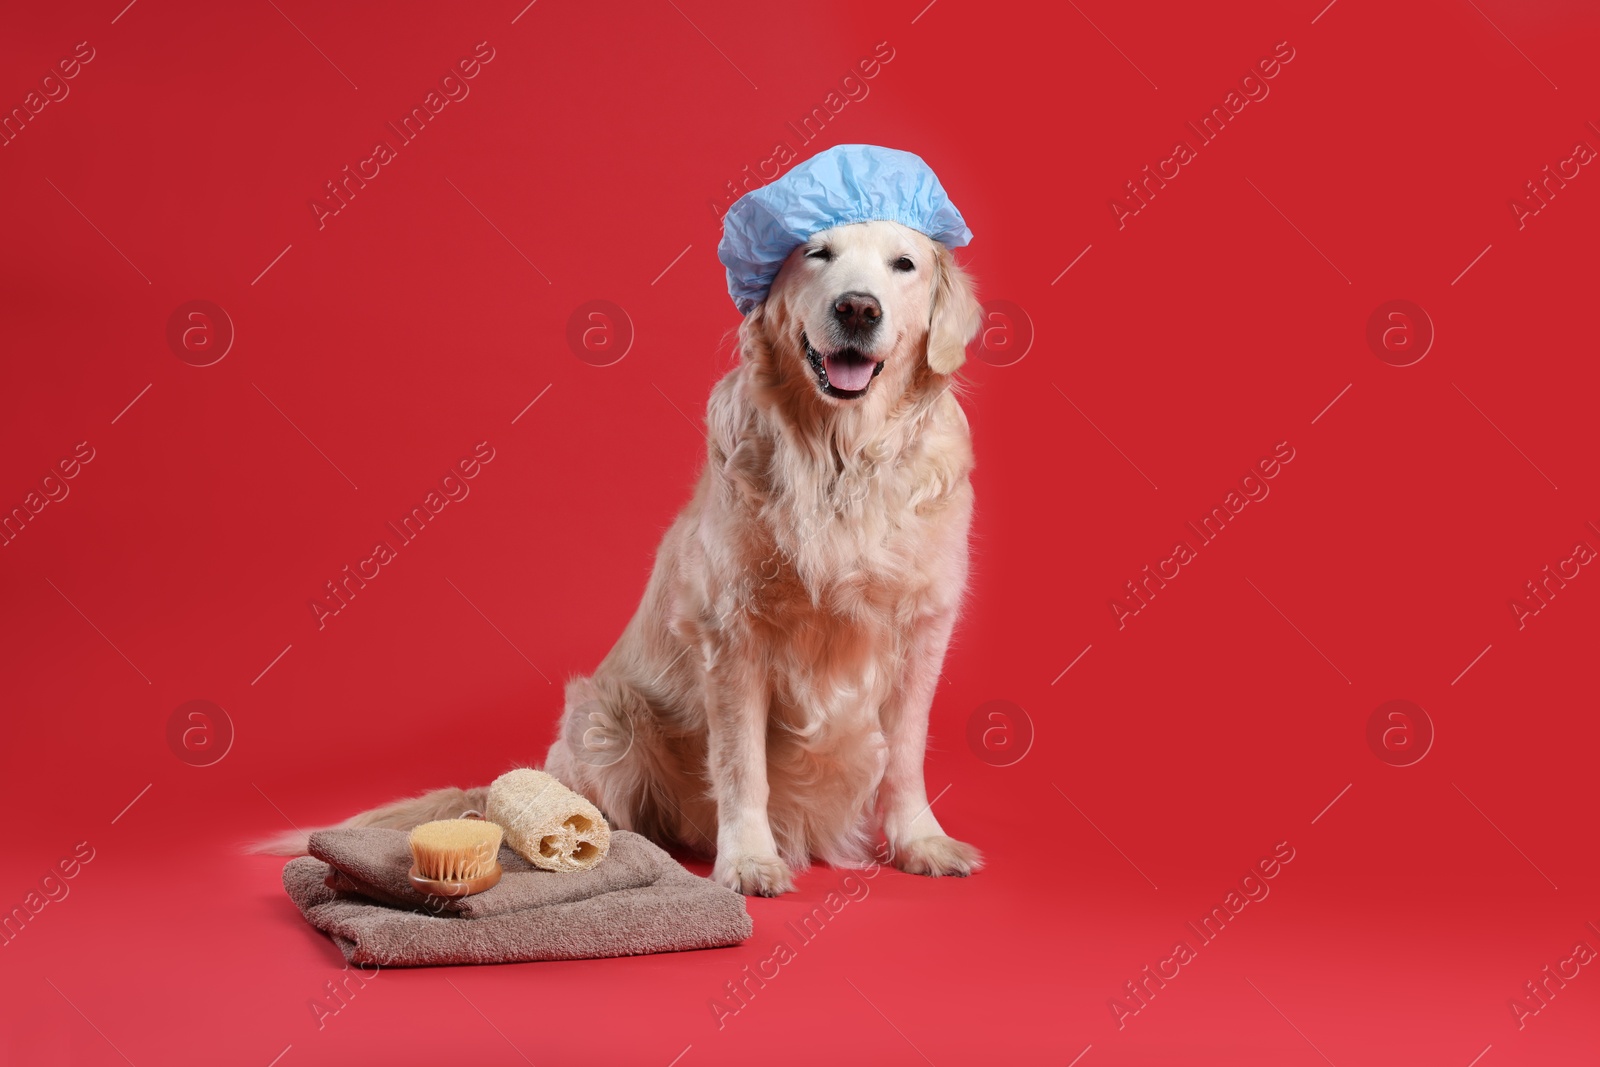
xmin=752 ymin=220 xmax=980 ymax=408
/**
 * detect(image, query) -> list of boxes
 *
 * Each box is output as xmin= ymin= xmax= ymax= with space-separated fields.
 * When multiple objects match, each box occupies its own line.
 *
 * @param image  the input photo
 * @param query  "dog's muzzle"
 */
xmin=803 ymin=333 xmax=884 ymax=400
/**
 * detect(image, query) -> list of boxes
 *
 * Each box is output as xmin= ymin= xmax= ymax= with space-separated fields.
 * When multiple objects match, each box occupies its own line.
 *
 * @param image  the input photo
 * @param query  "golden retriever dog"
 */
xmin=278 ymin=219 xmax=984 ymax=896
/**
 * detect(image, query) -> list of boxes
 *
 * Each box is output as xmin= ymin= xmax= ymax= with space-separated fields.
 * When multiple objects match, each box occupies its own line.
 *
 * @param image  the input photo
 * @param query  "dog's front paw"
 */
xmin=714 ymin=852 xmax=795 ymax=896
xmin=893 ymin=835 xmax=984 ymax=878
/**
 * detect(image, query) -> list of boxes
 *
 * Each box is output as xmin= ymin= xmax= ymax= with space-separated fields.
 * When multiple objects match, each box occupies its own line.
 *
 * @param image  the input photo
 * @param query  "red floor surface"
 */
xmin=3 ymin=1 xmax=1598 ymax=1064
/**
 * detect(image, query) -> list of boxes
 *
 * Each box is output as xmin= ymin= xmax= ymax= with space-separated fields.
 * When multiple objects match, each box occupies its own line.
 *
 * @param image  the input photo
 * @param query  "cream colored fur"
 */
xmin=258 ymin=222 xmax=985 ymax=896
xmin=545 ymin=221 xmax=984 ymax=894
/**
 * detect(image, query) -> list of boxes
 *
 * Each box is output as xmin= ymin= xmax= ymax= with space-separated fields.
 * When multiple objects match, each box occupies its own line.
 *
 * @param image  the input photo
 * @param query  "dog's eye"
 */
xmin=893 ymin=256 xmax=915 ymax=273
xmin=805 ymin=247 xmax=833 ymax=262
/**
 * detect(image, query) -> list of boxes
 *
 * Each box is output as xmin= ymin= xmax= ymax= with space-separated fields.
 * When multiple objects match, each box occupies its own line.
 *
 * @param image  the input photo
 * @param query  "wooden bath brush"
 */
xmin=407 ymin=816 xmax=503 ymax=897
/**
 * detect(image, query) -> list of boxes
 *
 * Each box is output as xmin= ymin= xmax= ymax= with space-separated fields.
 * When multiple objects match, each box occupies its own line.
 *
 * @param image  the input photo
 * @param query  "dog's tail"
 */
xmin=244 ymin=785 xmax=489 ymax=856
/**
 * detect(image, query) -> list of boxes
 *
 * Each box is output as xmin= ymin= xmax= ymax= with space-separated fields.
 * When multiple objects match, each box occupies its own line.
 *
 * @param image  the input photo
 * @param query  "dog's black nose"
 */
xmin=832 ymin=291 xmax=882 ymax=335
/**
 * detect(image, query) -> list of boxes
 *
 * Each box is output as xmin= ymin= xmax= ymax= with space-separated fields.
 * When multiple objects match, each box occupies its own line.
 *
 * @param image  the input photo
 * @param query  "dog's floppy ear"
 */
xmin=926 ymin=245 xmax=981 ymax=375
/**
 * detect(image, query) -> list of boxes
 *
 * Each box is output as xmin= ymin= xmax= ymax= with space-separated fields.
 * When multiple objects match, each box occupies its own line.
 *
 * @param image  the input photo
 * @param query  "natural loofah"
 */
xmin=485 ymin=768 xmax=610 ymax=872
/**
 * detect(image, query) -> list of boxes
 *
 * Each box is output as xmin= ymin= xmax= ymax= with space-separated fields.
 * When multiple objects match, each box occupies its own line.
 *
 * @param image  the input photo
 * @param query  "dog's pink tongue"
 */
xmin=824 ymin=354 xmax=876 ymax=392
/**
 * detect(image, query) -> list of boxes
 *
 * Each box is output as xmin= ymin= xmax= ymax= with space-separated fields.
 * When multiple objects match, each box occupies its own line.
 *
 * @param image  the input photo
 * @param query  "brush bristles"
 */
xmin=409 ymin=819 xmax=503 ymax=882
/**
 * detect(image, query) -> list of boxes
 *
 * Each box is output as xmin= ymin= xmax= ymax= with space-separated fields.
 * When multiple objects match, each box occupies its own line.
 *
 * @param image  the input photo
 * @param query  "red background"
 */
xmin=2 ymin=1 xmax=1597 ymax=1064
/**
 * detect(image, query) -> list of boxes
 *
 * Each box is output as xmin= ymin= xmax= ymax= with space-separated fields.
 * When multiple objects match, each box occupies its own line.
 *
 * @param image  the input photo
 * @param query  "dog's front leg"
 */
xmin=879 ymin=608 xmax=984 ymax=877
xmin=705 ymin=648 xmax=793 ymax=896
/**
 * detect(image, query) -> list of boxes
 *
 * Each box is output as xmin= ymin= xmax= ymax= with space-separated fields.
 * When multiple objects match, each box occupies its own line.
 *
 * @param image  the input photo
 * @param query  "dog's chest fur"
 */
xmin=697 ymin=390 xmax=966 ymax=735
xmin=722 ymin=404 xmax=968 ymax=628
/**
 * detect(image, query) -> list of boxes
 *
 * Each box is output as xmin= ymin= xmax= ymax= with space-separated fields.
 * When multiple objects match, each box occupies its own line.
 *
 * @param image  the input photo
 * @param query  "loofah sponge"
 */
xmin=485 ymin=769 xmax=611 ymax=872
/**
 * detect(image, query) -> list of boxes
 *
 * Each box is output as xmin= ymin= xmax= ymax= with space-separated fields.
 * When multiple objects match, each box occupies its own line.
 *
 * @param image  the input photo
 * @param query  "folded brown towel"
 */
xmin=283 ymin=827 xmax=750 ymax=966
xmin=309 ymin=827 xmax=660 ymax=919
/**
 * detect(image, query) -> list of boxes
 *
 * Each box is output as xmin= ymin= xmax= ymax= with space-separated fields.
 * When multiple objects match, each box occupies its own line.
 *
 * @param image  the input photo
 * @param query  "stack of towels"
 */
xmin=282 ymin=779 xmax=751 ymax=966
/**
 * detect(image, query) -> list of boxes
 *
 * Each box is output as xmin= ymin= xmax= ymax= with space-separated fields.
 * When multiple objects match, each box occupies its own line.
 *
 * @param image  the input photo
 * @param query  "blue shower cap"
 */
xmin=718 ymin=144 xmax=973 ymax=315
